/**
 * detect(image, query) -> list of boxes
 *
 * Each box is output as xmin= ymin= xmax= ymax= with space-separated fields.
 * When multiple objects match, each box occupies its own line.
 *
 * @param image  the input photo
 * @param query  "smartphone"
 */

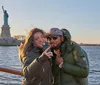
xmin=42 ymin=42 xmax=51 ymax=51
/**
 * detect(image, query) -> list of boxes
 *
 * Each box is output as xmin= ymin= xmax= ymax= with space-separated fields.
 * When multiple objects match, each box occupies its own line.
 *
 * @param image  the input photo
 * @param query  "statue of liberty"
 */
xmin=2 ymin=6 xmax=9 ymax=26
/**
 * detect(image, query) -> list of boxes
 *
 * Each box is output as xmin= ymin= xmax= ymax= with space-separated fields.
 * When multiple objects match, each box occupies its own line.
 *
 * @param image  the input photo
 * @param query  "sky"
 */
xmin=0 ymin=0 xmax=100 ymax=44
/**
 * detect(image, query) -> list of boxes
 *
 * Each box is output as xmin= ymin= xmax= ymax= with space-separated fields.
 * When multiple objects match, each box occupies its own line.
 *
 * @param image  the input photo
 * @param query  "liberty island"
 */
xmin=0 ymin=6 xmax=23 ymax=46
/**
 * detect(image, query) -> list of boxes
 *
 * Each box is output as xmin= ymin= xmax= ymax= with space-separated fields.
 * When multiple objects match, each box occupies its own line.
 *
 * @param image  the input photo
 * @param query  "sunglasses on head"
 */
xmin=48 ymin=36 xmax=58 ymax=40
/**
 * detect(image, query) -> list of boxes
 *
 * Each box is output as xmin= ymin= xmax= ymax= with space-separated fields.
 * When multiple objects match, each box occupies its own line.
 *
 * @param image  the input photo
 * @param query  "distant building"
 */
xmin=13 ymin=35 xmax=26 ymax=40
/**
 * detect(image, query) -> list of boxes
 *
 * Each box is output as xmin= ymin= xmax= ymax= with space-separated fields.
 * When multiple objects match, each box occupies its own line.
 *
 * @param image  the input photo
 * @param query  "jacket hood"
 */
xmin=61 ymin=28 xmax=71 ymax=44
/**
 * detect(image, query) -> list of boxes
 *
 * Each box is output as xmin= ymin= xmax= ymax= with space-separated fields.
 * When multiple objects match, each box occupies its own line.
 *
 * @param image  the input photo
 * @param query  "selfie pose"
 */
xmin=19 ymin=28 xmax=53 ymax=85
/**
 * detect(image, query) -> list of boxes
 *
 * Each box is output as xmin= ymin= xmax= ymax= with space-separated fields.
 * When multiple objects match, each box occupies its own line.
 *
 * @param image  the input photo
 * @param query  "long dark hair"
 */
xmin=19 ymin=28 xmax=45 ymax=61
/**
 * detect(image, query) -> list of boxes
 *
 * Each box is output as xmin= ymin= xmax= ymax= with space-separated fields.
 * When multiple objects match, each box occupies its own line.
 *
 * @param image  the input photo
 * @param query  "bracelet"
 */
xmin=59 ymin=61 xmax=63 ymax=68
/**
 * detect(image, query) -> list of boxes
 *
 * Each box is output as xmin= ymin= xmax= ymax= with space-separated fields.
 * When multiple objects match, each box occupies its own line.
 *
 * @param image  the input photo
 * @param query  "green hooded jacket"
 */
xmin=52 ymin=29 xmax=89 ymax=85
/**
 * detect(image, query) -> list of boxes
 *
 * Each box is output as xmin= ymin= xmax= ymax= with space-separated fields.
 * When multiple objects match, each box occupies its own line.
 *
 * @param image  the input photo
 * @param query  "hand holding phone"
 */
xmin=42 ymin=42 xmax=51 ymax=51
xmin=42 ymin=42 xmax=53 ymax=58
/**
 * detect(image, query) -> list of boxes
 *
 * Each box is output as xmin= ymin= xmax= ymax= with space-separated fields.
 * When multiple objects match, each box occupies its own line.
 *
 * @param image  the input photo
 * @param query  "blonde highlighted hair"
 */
xmin=19 ymin=28 xmax=45 ymax=62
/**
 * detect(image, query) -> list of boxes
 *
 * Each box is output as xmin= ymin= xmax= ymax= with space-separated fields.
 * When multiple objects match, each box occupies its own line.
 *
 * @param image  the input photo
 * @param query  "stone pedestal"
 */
xmin=0 ymin=25 xmax=23 ymax=46
xmin=1 ymin=25 xmax=11 ymax=38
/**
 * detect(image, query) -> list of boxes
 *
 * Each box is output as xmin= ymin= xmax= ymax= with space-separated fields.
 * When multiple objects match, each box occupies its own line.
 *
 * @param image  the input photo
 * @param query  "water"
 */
xmin=81 ymin=46 xmax=100 ymax=85
xmin=0 ymin=46 xmax=23 ymax=85
xmin=0 ymin=46 xmax=100 ymax=85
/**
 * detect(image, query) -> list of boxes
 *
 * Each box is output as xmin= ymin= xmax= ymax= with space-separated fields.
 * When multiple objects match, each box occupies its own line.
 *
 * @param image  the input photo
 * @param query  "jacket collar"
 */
xmin=60 ymin=41 xmax=74 ymax=55
xmin=32 ymin=46 xmax=42 ymax=53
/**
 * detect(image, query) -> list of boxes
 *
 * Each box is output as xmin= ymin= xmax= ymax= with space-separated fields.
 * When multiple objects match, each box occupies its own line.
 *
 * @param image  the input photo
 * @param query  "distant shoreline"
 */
xmin=79 ymin=44 xmax=100 ymax=46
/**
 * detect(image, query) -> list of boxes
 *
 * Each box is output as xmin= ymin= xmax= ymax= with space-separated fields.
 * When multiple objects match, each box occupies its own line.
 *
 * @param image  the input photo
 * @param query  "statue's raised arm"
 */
xmin=2 ymin=6 xmax=5 ymax=13
xmin=2 ymin=6 xmax=9 ymax=26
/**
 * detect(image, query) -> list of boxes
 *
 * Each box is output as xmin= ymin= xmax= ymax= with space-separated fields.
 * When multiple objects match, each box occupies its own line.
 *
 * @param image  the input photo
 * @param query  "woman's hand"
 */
xmin=39 ymin=46 xmax=53 ymax=63
xmin=43 ymin=46 xmax=53 ymax=58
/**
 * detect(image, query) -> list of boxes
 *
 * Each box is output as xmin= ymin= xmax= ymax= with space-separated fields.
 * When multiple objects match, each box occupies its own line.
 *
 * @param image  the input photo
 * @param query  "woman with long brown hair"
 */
xmin=19 ymin=28 xmax=53 ymax=85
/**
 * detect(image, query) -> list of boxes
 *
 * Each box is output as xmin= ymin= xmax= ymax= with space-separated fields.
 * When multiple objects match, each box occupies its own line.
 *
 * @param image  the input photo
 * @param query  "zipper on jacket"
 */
xmin=39 ymin=81 xmax=41 ymax=85
xmin=42 ymin=67 xmax=45 ymax=72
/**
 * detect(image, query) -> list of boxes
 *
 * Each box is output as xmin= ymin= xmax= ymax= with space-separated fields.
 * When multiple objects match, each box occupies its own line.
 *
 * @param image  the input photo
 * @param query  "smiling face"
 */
xmin=33 ymin=32 xmax=46 ymax=48
xmin=48 ymin=36 xmax=64 ymax=49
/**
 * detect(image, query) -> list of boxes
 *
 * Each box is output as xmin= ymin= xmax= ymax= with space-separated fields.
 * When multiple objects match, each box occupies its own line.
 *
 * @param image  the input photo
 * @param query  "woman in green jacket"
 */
xmin=19 ymin=28 xmax=53 ymax=85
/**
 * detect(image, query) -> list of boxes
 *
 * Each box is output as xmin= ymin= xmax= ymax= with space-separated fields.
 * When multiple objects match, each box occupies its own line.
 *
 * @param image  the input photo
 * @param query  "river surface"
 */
xmin=0 ymin=46 xmax=100 ymax=85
